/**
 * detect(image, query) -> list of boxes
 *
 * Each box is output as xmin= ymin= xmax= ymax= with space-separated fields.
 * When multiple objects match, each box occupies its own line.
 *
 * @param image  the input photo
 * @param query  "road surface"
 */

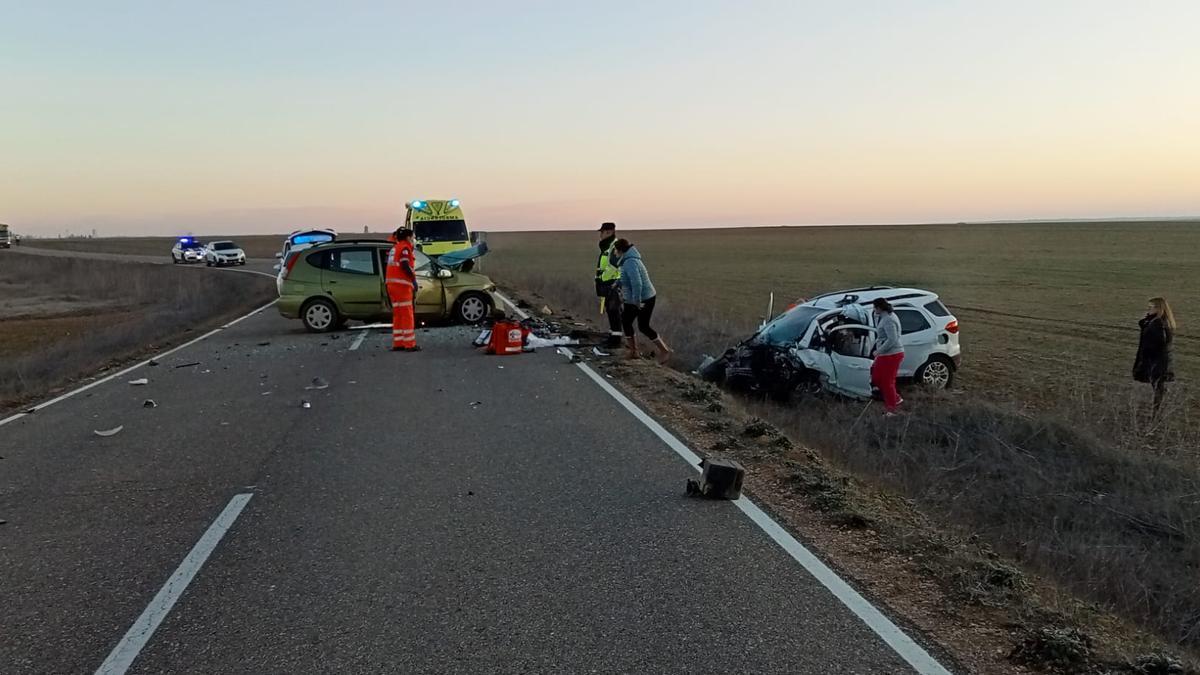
xmin=0 ymin=258 xmax=951 ymax=674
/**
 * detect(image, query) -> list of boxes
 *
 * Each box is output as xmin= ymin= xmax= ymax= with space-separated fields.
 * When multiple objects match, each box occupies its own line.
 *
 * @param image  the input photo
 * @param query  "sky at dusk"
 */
xmin=3 ymin=1 xmax=1198 ymax=236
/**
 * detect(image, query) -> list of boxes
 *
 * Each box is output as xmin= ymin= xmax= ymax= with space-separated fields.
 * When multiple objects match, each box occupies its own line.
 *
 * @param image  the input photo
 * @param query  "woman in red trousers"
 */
xmin=871 ymin=298 xmax=905 ymax=416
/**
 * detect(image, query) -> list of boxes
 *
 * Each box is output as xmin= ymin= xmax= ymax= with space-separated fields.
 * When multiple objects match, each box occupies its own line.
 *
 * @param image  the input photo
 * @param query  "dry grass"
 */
xmin=487 ymin=222 xmax=1200 ymax=662
xmin=0 ymin=254 xmax=273 ymax=407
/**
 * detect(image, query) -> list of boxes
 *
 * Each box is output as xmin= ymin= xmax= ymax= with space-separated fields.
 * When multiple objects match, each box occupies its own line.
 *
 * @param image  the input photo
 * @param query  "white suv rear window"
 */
xmin=923 ymin=300 xmax=950 ymax=317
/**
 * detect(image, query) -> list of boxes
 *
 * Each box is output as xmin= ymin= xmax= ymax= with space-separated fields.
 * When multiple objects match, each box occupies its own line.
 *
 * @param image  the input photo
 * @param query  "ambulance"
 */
xmin=405 ymin=199 xmax=472 ymax=256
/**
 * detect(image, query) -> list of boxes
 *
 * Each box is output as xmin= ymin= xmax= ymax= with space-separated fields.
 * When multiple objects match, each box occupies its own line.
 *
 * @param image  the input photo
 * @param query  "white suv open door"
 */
xmin=825 ymin=325 xmax=876 ymax=399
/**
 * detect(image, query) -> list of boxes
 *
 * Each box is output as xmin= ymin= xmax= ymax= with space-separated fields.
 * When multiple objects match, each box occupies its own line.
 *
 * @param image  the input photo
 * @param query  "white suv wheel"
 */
xmin=918 ymin=358 xmax=953 ymax=389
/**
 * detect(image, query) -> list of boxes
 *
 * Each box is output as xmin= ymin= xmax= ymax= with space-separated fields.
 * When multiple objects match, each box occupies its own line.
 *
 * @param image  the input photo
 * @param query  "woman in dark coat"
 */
xmin=1133 ymin=296 xmax=1177 ymax=413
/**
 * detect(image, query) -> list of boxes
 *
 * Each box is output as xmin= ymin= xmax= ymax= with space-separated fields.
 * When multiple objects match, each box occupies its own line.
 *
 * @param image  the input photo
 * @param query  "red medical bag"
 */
xmin=487 ymin=321 xmax=527 ymax=355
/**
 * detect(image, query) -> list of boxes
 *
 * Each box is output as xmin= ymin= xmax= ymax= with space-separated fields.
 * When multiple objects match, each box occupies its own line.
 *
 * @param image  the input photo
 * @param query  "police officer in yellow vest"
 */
xmin=596 ymin=222 xmax=624 ymax=348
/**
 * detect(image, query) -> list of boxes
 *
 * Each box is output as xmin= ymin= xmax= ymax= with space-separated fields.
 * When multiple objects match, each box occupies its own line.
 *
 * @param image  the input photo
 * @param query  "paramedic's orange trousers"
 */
xmin=388 ymin=283 xmax=416 ymax=350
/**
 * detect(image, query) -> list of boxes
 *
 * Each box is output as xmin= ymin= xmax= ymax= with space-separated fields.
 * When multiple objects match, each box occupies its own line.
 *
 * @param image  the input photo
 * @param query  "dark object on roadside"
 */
xmin=257 ymin=341 xmax=271 ymax=347
xmin=685 ymin=458 xmax=745 ymax=500
xmin=148 ymin=359 xmax=160 ymax=367
xmin=143 ymin=400 xmax=157 ymax=408
xmin=175 ymin=362 xmax=201 ymax=369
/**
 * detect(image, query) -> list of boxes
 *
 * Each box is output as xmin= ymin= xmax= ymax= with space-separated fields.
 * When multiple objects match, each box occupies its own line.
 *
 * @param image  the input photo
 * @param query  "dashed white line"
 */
xmin=0 ymin=300 xmax=277 ymax=429
xmin=94 ymin=493 xmax=255 ymax=675
xmin=574 ymin=362 xmax=952 ymax=675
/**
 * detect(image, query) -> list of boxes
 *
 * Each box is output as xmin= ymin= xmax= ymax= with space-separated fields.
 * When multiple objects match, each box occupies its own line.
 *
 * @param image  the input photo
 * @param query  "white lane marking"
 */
xmin=494 ymin=291 xmax=531 ymax=320
xmin=95 ymin=493 xmax=254 ymax=675
xmin=348 ymin=330 xmax=368 ymax=351
xmin=0 ymin=301 xmax=277 ymax=429
xmin=574 ymin=362 xmax=952 ymax=675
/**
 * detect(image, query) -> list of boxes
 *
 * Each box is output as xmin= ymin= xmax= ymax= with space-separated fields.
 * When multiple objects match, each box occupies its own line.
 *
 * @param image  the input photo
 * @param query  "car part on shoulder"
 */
xmin=685 ymin=458 xmax=745 ymax=500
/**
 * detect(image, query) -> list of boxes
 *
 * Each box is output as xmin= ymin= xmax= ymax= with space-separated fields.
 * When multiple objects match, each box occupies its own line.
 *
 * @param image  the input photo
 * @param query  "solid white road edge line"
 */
xmin=348 ymin=330 xmax=368 ymax=351
xmin=574 ymin=362 xmax=953 ymax=675
xmin=94 ymin=493 xmax=254 ymax=675
xmin=494 ymin=291 xmax=531 ymax=320
xmin=0 ymin=300 xmax=278 ymax=429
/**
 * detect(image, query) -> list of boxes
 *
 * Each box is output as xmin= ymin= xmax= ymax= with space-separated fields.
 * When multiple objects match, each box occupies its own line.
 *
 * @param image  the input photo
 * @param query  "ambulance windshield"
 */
xmin=414 ymin=220 xmax=469 ymax=242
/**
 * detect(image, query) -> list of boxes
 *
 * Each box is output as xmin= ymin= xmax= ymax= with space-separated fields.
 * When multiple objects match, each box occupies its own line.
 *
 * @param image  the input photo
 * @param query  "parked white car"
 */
xmin=205 ymin=240 xmax=247 ymax=267
xmin=171 ymin=237 xmax=207 ymax=264
xmin=700 ymin=286 xmax=961 ymax=400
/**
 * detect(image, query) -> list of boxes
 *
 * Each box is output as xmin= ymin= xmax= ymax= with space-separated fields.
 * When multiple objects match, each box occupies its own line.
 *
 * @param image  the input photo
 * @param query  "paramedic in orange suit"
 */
xmin=386 ymin=228 xmax=420 ymax=352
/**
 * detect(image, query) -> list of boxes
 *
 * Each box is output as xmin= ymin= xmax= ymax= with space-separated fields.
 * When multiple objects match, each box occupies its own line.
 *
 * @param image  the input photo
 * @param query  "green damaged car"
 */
xmin=277 ymin=240 xmax=505 ymax=332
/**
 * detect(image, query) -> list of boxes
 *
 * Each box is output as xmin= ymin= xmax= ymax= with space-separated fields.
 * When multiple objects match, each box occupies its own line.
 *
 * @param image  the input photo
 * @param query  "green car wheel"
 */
xmin=302 ymin=298 xmax=339 ymax=333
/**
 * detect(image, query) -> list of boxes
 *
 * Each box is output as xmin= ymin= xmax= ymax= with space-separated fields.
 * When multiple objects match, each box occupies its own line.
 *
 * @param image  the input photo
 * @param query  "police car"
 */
xmin=171 ymin=237 xmax=207 ymax=264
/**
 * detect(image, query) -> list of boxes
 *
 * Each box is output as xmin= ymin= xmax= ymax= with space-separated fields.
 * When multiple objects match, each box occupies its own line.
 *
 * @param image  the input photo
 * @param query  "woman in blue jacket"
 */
xmin=614 ymin=239 xmax=672 ymax=363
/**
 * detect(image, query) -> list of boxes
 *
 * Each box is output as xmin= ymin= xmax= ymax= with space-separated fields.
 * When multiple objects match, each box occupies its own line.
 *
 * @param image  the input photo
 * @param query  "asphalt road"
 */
xmin=0 ymin=269 xmax=947 ymax=673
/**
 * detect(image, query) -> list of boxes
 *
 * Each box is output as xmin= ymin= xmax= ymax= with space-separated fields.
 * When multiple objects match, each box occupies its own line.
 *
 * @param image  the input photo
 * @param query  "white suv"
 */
xmin=702 ymin=286 xmax=961 ymax=400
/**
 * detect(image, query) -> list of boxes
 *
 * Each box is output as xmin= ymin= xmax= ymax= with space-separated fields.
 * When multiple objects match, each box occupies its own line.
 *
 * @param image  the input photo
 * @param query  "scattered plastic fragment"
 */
xmin=148 ymin=359 xmax=160 ymax=367
xmin=257 ymin=342 xmax=271 ymax=346
xmin=306 ymin=377 xmax=330 ymax=390
xmin=260 ymin=392 xmax=272 ymax=396
xmin=175 ymin=362 xmax=201 ymax=369
xmin=94 ymin=426 xmax=124 ymax=437
xmin=526 ymin=334 xmax=579 ymax=350
xmin=128 ymin=378 xmax=149 ymax=386
xmin=469 ymin=401 xmax=483 ymax=408
xmin=301 ymin=400 xmax=311 ymax=409
xmin=556 ymin=347 xmax=580 ymax=363
xmin=540 ymin=305 xmax=553 ymax=316
xmin=143 ymin=400 xmax=157 ymax=408
xmin=592 ymin=347 xmax=611 ymax=357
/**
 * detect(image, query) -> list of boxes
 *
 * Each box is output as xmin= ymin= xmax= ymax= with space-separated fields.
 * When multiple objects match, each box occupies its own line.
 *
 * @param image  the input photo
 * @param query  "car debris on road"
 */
xmin=685 ymin=458 xmax=745 ymax=500
xmin=93 ymin=426 xmax=124 ymax=437
xmin=128 ymin=378 xmax=149 ymax=386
